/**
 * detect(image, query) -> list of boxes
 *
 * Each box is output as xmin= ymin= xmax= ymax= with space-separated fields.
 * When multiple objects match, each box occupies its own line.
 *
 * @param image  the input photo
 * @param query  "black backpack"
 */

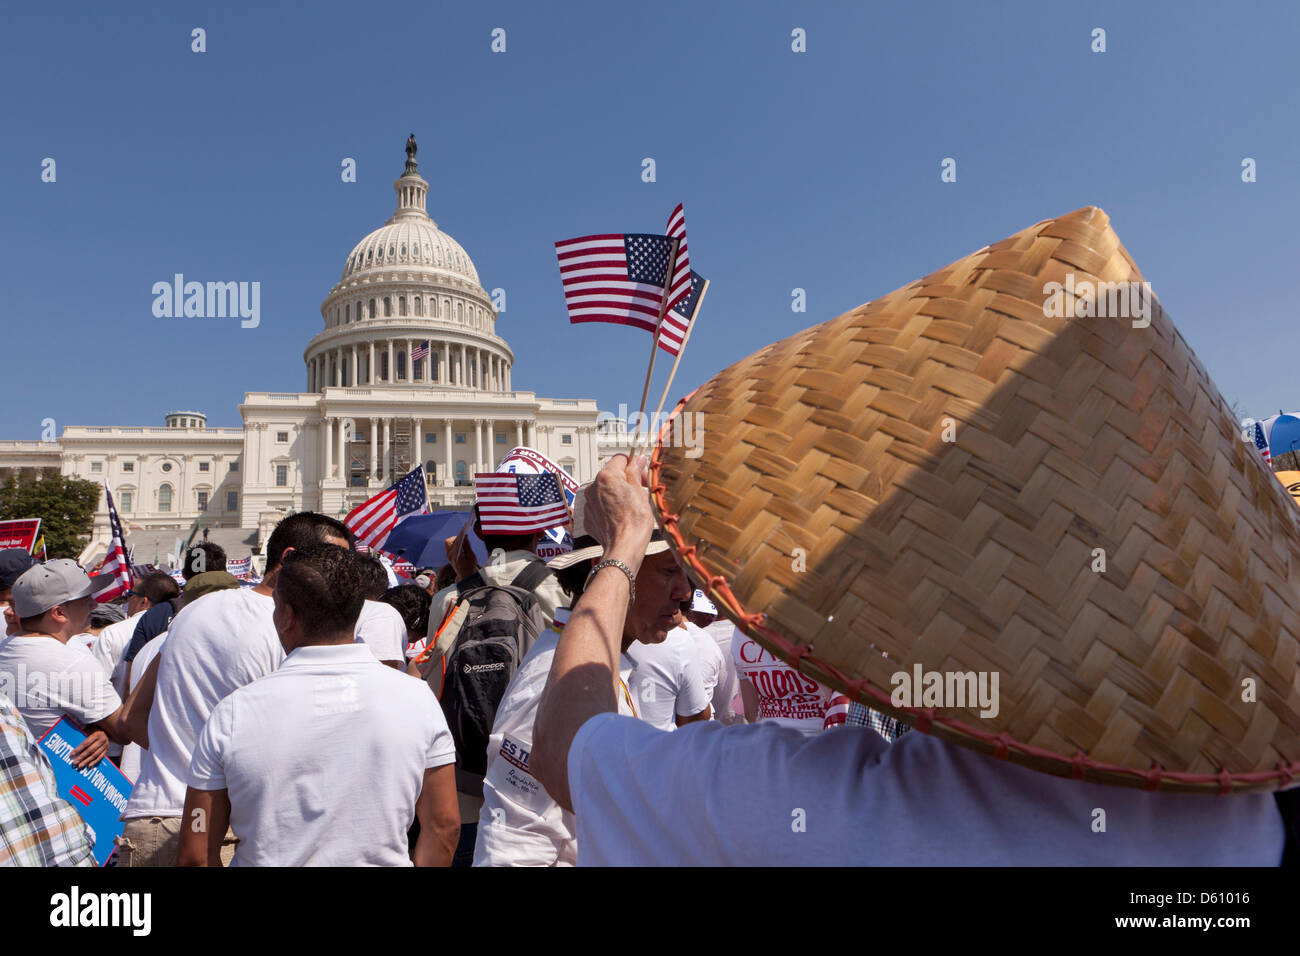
xmin=439 ymin=559 xmax=554 ymax=792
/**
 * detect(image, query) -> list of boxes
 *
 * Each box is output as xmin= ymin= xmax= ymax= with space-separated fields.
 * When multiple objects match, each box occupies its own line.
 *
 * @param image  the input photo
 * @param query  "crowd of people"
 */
xmin=1 ymin=452 xmax=1295 ymax=866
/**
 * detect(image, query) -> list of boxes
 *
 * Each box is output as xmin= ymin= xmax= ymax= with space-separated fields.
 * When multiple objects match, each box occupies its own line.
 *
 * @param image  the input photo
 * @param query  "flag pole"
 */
xmin=651 ymin=278 xmax=709 ymax=427
xmin=633 ymin=237 xmax=680 ymax=456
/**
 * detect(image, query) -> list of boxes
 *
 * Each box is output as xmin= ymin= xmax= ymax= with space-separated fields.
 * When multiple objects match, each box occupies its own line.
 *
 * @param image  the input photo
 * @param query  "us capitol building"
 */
xmin=0 ymin=137 xmax=613 ymax=561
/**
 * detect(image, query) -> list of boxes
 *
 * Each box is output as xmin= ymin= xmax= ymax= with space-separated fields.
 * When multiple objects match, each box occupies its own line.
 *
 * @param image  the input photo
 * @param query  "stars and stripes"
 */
xmin=93 ymin=483 xmax=132 ymax=603
xmin=664 ymin=203 xmax=691 ymax=312
xmin=344 ymin=465 xmax=430 ymax=554
xmin=1254 ymin=421 xmax=1272 ymax=464
xmin=555 ymin=233 xmax=676 ymax=332
xmin=474 ymin=471 xmax=571 ymax=535
xmin=656 ymin=270 xmax=707 ymax=356
xmin=412 ymin=340 xmax=430 ymax=362
xmin=227 ymin=556 xmax=253 ymax=580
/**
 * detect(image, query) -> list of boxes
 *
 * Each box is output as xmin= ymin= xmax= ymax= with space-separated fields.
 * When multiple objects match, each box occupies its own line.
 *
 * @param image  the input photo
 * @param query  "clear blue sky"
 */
xmin=2 ymin=0 xmax=1297 ymax=438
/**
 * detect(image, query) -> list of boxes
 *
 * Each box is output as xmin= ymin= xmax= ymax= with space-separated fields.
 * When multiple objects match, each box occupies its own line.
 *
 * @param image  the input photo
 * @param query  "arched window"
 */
xmin=414 ymin=296 xmax=422 ymax=317
xmin=381 ymin=353 xmax=389 ymax=380
xmin=158 ymin=484 xmax=173 ymax=512
xmin=397 ymin=351 xmax=407 ymax=380
xmin=455 ymin=461 xmax=468 ymax=485
xmin=384 ymin=297 xmax=392 ymax=317
xmin=399 ymin=296 xmax=407 ymax=316
xmin=457 ymin=302 xmax=463 ymax=322
xmin=369 ymin=299 xmax=376 ymax=319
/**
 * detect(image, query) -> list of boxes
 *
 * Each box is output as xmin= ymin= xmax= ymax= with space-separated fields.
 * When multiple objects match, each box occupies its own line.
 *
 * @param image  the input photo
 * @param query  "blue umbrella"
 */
xmin=1267 ymin=414 xmax=1300 ymax=463
xmin=382 ymin=511 xmax=488 ymax=569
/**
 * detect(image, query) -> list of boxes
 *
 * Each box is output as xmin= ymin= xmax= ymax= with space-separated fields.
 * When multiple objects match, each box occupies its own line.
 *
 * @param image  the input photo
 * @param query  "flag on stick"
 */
xmin=656 ymin=270 xmax=707 ymax=356
xmin=664 ymin=203 xmax=691 ymax=312
xmin=344 ymin=466 xmax=429 ymax=554
xmin=93 ymin=484 xmax=132 ymax=603
xmin=473 ymin=472 xmax=570 ymax=535
xmin=556 ymin=233 xmax=677 ymax=332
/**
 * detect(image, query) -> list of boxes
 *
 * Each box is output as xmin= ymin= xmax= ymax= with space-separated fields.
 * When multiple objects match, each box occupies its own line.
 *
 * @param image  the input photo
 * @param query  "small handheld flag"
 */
xmin=344 ymin=466 xmax=429 ymax=554
xmin=474 ymin=472 xmax=570 ymax=535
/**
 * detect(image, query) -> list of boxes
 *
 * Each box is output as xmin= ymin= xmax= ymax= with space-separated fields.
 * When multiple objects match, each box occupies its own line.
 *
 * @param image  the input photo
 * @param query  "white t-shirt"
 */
xmin=568 ymin=715 xmax=1288 ymax=866
xmin=684 ymin=622 xmax=725 ymax=709
xmin=119 ymin=631 xmax=168 ymax=782
xmin=89 ymin=611 xmax=146 ymax=694
xmin=124 ymin=588 xmax=282 ymax=820
xmin=354 ymin=600 xmax=407 ymax=664
xmin=474 ymin=626 xmax=637 ymax=867
xmin=188 ymin=643 xmax=456 ymax=867
xmin=704 ymin=620 xmax=743 ymax=724
xmin=0 ymin=634 xmax=122 ymax=741
xmin=731 ymin=626 xmax=836 ymax=733
xmin=626 ymin=627 xmax=711 ymax=731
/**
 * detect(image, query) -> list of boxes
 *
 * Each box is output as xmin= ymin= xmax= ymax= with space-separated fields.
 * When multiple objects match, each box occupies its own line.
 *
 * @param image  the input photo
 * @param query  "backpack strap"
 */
xmin=1276 ymin=789 xmax=1300 ymax=866
xmin=509 ymin=558 xmax=554 ymax=594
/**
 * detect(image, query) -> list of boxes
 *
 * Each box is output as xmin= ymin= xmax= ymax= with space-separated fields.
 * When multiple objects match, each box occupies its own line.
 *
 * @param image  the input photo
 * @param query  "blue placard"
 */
xmin=38 ymin=719 xmax=134 ymax=866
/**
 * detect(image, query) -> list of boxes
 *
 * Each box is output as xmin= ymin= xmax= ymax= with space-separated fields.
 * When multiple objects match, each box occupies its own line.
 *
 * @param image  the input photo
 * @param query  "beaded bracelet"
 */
xmin=585 ymin=558 xmax=636 ymax=606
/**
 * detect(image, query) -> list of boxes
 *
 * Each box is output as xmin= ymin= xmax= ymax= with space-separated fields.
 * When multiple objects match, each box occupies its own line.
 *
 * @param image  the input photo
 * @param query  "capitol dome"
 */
xmin=305 ymin=136 xmax=512 ymax=395
xmin=340 ymin=214 xmax=480 ymax=286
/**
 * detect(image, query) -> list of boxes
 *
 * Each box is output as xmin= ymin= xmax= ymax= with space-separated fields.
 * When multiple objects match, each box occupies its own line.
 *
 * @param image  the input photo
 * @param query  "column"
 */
xmin=382 ymin=418 xmax=391 ymax=482
xmin=442 ymin=342 xmax=450 ymax=385
xmin=528 ymin=421 xmax=537 ymax=447
xmin=505 ymin=367 xmax=511 ymax=391
xmin=368 ymin=343 xmax=375 ymax=384
xmin=443 ymin=419 xmax=453 ymax=487
xmin=414 ymin=417 xmax=423 ymax=477
xmin=337 ymin=417 xmax=346 ymax=479
xmin=324 ymin=416 xmax=333 ymax=480
xmin=369 ymin=417 xmax=377 ymax=481
xmin=515 ymin=419 xmax=524 ymax=447
xmin=351 ymin=345 xmax=358 ymax=387
xmin=387 ymin=340 xmax=395 ymax=383
xmin=473 ymin=419 xmax=483 ymax=476
xmin=486 ymin=419 xmax=495 ymax=468
xmin=334 ymin=348 xmax=341 ymax=387
xmin=407 ymin=339 xmax=414 ymax=381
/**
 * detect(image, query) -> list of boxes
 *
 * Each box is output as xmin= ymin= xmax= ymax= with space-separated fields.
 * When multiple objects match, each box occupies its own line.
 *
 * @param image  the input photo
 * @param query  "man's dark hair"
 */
xmin=553 ymin=535 xmax=599 ymax=599
xmin=264 ymin=512 xmax=355 ymax=574
xmin=136 ymin=571 xmax=181 ymax=605
xmin=434 ymin=564 xmax=458 ymax=591
xmin=355 ymin=554 xmax=390 ymax=601
xmin=183 ymin=542 xmax=226 ymax=580
xmin=275 ymin=544 xmax=366 ymax=639
xmin=381 ymin=584 xmax=431 ymax=635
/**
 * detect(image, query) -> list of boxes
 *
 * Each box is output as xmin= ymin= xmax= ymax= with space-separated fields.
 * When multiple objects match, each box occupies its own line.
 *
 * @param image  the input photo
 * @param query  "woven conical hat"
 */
xmin=650 ymin=207 xmax=1300 ymax=794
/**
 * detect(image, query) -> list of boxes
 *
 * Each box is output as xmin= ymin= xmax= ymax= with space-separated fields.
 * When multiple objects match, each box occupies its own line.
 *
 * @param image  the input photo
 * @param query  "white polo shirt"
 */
xmin=125 ymin=588 xmax=282 ymax=819
xmin=188 ymin=642 xmax=456 ymax=867
xmin=0 ymin=634 xmax=121 ymax=741
xmin=568 ymin=716 xmax=1288 ymax=866
xmin=354 ymin=599 xmax=407 ymax=664
xmin=626 ymin=627 xmax=710 ymax=731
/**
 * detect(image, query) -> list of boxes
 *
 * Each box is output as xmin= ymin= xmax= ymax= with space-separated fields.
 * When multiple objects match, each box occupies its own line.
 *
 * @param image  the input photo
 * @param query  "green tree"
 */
xmin=0 ymin=474 xmax=100 ymax=559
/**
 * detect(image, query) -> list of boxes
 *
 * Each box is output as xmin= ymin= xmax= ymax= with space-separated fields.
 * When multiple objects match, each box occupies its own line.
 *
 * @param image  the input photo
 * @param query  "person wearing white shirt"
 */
xmin=626 ymin=626 xmax=711 ymax=731
xmin=90 ymin=572 xmax=180 ymax=690
xmin=179 ymin=544 xmax=459 ymax=866
xmin=354 ymin=555 xmax=407 ymax=667
xmin=118 ymin=511 xmax=356 ymax=867
xmin=476 ymin=528 xmax=688 ymax=866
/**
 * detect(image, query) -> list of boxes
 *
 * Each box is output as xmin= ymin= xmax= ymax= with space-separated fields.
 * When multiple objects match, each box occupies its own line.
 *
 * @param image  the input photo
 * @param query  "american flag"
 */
xmin=1254 ymin=421 xmax=1272 ymax=464
xmin=657 ymin=270 xmax=707 ymax=356
xmin=556 ymin=233 xmax=676 ymax=332
xmin=412 ymin=340 xmax=430 ymax=362
xmin=474 ymin=472 xmax=570 ymax=535
xmin=664 ymin=203 xmax=691 ymax=312
xmin=227 ymin=556 xmax=253 ymax=580
xmin=344 ymin=465 xmax=429 ymax=554
xmin=93 ymin=483 xmax=132 ymax=603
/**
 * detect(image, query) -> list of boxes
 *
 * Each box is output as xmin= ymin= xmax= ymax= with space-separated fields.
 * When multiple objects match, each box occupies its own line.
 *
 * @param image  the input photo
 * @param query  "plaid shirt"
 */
xmin=845 ymin=701 xmax=912 ymax=742
xmin=0 ymin=692 xmax=96 ymax=867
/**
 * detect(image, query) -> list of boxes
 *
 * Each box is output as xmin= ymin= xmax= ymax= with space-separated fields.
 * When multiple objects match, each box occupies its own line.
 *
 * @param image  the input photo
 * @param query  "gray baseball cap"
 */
xmin=11 ymin=559 xmax=113 ymax=618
